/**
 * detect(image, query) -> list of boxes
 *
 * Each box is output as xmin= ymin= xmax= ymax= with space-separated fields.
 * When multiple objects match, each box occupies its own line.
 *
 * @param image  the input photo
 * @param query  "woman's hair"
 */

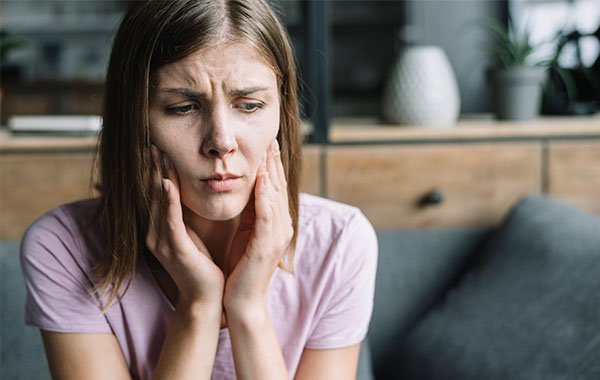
xmin=95 ymin=0 xmax=302 ymax=308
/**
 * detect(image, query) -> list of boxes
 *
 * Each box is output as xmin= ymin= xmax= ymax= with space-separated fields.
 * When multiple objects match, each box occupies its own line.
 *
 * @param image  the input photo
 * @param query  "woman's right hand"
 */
xmin=145 ymin=145 xmax=225 ymax=308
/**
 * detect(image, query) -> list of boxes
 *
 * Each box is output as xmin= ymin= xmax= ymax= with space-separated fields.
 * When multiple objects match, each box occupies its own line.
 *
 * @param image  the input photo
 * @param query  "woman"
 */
xmin=20 ymin=1 xmax=378 ymax=379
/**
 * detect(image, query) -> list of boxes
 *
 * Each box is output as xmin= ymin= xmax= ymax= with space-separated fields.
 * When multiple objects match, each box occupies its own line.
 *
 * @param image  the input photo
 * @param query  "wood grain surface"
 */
xmin=547 ymin=141 xmax=600 ymax=215
xmin=1 ymin=153 xmax=98 ymax=240
xmin=326 ymin=143 xmax=542 ymax=229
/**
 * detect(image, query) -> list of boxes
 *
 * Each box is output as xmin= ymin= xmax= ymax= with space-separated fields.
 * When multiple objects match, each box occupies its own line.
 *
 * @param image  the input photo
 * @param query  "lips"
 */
xmin=202 ymin=173 xmax=241 ymax=192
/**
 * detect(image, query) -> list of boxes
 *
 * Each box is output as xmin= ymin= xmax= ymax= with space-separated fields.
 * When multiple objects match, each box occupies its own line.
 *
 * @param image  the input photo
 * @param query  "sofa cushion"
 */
xmin=370 ymin=227 xmax=491 ymax=377
xmin=390 ymin=195 xmax=600 ymax=380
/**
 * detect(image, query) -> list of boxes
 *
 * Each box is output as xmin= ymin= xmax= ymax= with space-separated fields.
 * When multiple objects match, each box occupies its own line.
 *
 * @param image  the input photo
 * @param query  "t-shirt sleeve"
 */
xmin=305 ymin=211 xmax=378 ymax=349
xmin=20 ymin=207 xmax=111 ymax=333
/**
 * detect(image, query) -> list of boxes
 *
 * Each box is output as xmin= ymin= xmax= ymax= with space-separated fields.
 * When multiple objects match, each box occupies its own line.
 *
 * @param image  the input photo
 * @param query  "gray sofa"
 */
xmin=2 ymin=195 xmax=600 ymax=380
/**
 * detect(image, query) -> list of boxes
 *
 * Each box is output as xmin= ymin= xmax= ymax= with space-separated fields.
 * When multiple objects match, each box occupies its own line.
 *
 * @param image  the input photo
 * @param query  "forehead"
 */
xmin=154 ymin=42 xmax=278 ymax=90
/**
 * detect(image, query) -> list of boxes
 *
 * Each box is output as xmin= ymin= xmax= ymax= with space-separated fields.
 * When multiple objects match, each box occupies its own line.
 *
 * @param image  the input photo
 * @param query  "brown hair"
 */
xmin=95 ymin=0 xmax=302 ymax=308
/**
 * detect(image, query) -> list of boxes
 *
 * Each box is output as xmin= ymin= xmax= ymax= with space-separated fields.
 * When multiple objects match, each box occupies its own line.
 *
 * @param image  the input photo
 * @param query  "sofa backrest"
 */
xmin=1 ymin=241 xmax=51 ymax=380
xmin=372 ymin=195 xmax=600 ymax=380
xmin=368 ymin=227 xmax=492 ymax=377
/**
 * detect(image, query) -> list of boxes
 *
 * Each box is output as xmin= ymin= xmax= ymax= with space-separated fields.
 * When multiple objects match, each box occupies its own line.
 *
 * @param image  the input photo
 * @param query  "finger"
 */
xmin=162 ymin=151 xmax=181 ymax=195
xmin=238 ymin=193 xmax=256 ymax=232
xmin=147 ymin=145 xmax=163 ymax=249
xmin=161 ymin=175 xmax=189 ymax=250
xmin=257 ymin=152 xmax=268 ymax=184
xmin=266 ymin=141 xmax=280 ymax=192
xmin=273 ymin=139 xmax=287 ymax=190
xmin=254 ymin=164 xmax=273 ymax=227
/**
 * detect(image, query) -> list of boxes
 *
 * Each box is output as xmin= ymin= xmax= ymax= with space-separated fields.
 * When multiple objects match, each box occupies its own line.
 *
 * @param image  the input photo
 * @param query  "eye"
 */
xmin=236 ymin=102 xmax=265 ymax=113
xmin=165 ymin=104 xmax=198 ymax=116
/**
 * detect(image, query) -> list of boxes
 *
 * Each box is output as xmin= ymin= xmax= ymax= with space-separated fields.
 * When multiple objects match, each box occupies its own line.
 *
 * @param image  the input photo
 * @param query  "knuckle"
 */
xmin=155 ymin=239 xmax=166 ymax=253
xmin=165 ymin=217 xmax=178 ymax=232
xmin=164 ymin=212 xmax=182 ymax=232
xmin=256 ymin=211 xmax=272 ymax=223
xmin=145 ymin=235 xmax=156 ymax=252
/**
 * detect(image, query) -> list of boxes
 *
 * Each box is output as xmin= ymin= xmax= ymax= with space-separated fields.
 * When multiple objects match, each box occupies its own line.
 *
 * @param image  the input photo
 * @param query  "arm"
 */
xmin=41 ymin=331 xmax=131 ymax=380
xmin=147 ymin=146 xmax=225 ymax=379
xmin=39 ymin=304 xmax=221 ymax=380
xmin=41 ymin=303 xmax=222 ymax=380
xmin=295 ymin=345 xmax=361 ymax=380
xmin=227 ymin=302 xmax=288 ymax=379
xmin=151 ymin=300 xmax=222 ymax=379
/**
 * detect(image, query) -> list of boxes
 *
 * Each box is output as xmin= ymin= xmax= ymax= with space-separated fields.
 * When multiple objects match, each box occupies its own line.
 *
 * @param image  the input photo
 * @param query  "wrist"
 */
xmin=223 ymin=298 xmax=269 ymax=326
xmin=176 ymin=297 xmax=223 ymax=323
xmin=177 ymin=276 xmax=225 ymax=309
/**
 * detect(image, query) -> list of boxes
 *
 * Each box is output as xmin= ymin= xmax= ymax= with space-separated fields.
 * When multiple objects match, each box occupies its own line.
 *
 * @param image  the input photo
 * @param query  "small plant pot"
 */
xmin=489 ymin=67 xmax=547 ymax=121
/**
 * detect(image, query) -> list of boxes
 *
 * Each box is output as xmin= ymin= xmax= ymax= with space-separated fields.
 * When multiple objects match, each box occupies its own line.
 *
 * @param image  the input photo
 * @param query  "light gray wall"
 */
xmin=406 ymin=0 xmax=507 ymax=113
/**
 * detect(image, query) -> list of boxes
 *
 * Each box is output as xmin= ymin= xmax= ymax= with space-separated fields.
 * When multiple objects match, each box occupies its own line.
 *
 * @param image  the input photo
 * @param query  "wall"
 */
xmin=405 ymin=0 xmax=507 ymax=113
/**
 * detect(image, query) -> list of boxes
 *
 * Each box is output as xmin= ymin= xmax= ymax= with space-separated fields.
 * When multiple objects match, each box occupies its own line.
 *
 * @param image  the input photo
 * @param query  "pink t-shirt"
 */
xmin=21 ymin=193 xmax=378 ymax=379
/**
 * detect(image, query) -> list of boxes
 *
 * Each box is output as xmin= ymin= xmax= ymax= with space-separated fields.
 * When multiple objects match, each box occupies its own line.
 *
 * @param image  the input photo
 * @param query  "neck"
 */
xmin=182 ymin=205 xmax=240 ymax=273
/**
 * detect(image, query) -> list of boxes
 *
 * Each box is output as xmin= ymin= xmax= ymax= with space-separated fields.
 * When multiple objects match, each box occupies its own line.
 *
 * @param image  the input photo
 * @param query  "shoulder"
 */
xmin=296 ymin=193 xmax=378 ymax=270
xmin=20 ymin=199 xmax=112 ymax=333
xmin=298 ymin=193 xmax=376 ymax=243
xmin=22 ymin=198 xmax=102 ymax=244
xmin=21 ymin=198 xmax=104 ymax=266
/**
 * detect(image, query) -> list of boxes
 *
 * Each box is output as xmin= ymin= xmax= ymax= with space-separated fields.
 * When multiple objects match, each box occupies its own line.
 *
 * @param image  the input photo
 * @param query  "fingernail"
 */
xmin=162 ymin=178 xmax=170 ymax=193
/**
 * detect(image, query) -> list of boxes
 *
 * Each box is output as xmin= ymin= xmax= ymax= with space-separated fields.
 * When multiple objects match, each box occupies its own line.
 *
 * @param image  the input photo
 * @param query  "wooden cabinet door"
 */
xmin=547 ymin=141 xmax=600 ymax=215
xmin=300 ymin=145 xmax=321 ymax=196
xmin=326 ymin=143 xmax=542 ymax=229
xmin=0 ymin=152 xmax=97 ymax=240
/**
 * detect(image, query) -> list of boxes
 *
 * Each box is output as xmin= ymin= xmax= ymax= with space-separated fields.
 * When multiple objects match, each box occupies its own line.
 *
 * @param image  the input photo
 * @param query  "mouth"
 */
xmin=202 ymin=173 xmax=242 ymax=192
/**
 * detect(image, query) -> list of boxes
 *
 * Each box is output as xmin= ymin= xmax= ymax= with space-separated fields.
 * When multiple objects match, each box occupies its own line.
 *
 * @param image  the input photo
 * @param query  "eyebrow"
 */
xmin=158 ymin=86 xmax=270 ymax=98
xmin=230 ymin=86 xmax=269 ymax=97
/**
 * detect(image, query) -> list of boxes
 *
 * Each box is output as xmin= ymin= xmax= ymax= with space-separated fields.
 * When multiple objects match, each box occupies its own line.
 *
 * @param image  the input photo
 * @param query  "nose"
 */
xmin=201 ymin=106 xmax=238 ymax=159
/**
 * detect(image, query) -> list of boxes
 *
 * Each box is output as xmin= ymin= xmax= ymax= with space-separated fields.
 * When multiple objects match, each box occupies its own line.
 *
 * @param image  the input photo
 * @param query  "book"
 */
xmin=8 ymin=115 xmax=102 ymax=135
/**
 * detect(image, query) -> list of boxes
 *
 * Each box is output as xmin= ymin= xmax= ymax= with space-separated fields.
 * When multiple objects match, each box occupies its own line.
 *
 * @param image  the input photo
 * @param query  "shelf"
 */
xmin=328 ymin=115 xmax=600 ymax=144
xmin=2 ymin=115 xmax=599 ymax=153
xmin=0 ymin=129 xmax=98 ymax=153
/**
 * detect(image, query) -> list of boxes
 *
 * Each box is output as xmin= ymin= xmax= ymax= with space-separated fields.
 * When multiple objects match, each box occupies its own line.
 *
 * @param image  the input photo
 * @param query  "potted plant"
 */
xmin=483 ymin=17 xmax=548 ymax=121
xmin=542 ymin=26 xmax=600 ymax=115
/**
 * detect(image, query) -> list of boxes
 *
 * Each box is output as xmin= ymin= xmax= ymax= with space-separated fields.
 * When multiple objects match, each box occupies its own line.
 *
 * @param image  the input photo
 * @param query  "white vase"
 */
xmin=383 ymin=45 xmax=460 ymax=128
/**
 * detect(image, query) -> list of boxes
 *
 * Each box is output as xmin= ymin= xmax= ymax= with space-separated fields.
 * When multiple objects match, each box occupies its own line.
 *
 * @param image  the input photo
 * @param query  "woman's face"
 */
xmin=149 ymin=42 xmax=280 ymax=221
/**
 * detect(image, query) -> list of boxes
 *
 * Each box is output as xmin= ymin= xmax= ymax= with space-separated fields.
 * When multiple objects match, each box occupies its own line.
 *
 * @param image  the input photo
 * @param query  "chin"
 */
xmin=184 ymin=192 xmax=249 ymax=222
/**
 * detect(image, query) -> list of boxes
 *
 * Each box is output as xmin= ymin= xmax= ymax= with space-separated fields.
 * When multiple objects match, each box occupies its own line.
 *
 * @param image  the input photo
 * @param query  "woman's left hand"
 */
xmin=223 ymin=139 xmax=293 ymax=314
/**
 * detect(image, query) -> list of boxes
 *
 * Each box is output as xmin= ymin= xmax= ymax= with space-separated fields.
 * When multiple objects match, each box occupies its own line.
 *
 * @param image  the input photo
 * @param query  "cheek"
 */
xmin=263 ymin=105 xmax=281 ymax=144
xmin=255 ymin=115 xmax=279 ymax=159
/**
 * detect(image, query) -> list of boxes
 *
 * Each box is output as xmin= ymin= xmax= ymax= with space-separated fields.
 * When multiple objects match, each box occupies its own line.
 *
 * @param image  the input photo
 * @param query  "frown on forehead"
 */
xmin=153 ymin=42 xmax=278 ymax=96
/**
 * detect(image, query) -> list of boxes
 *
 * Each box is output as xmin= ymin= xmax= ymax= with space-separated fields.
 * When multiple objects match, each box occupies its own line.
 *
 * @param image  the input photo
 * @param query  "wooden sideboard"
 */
xmin=2 ymin=115 xmax=599 ymax=239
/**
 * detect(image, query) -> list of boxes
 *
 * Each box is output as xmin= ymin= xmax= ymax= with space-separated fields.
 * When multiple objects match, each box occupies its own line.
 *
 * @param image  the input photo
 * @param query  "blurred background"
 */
xmin=0 ymin=0 xmax=599 ymax=237
xmin=1 ymin=0 xmax=598 ymax=125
